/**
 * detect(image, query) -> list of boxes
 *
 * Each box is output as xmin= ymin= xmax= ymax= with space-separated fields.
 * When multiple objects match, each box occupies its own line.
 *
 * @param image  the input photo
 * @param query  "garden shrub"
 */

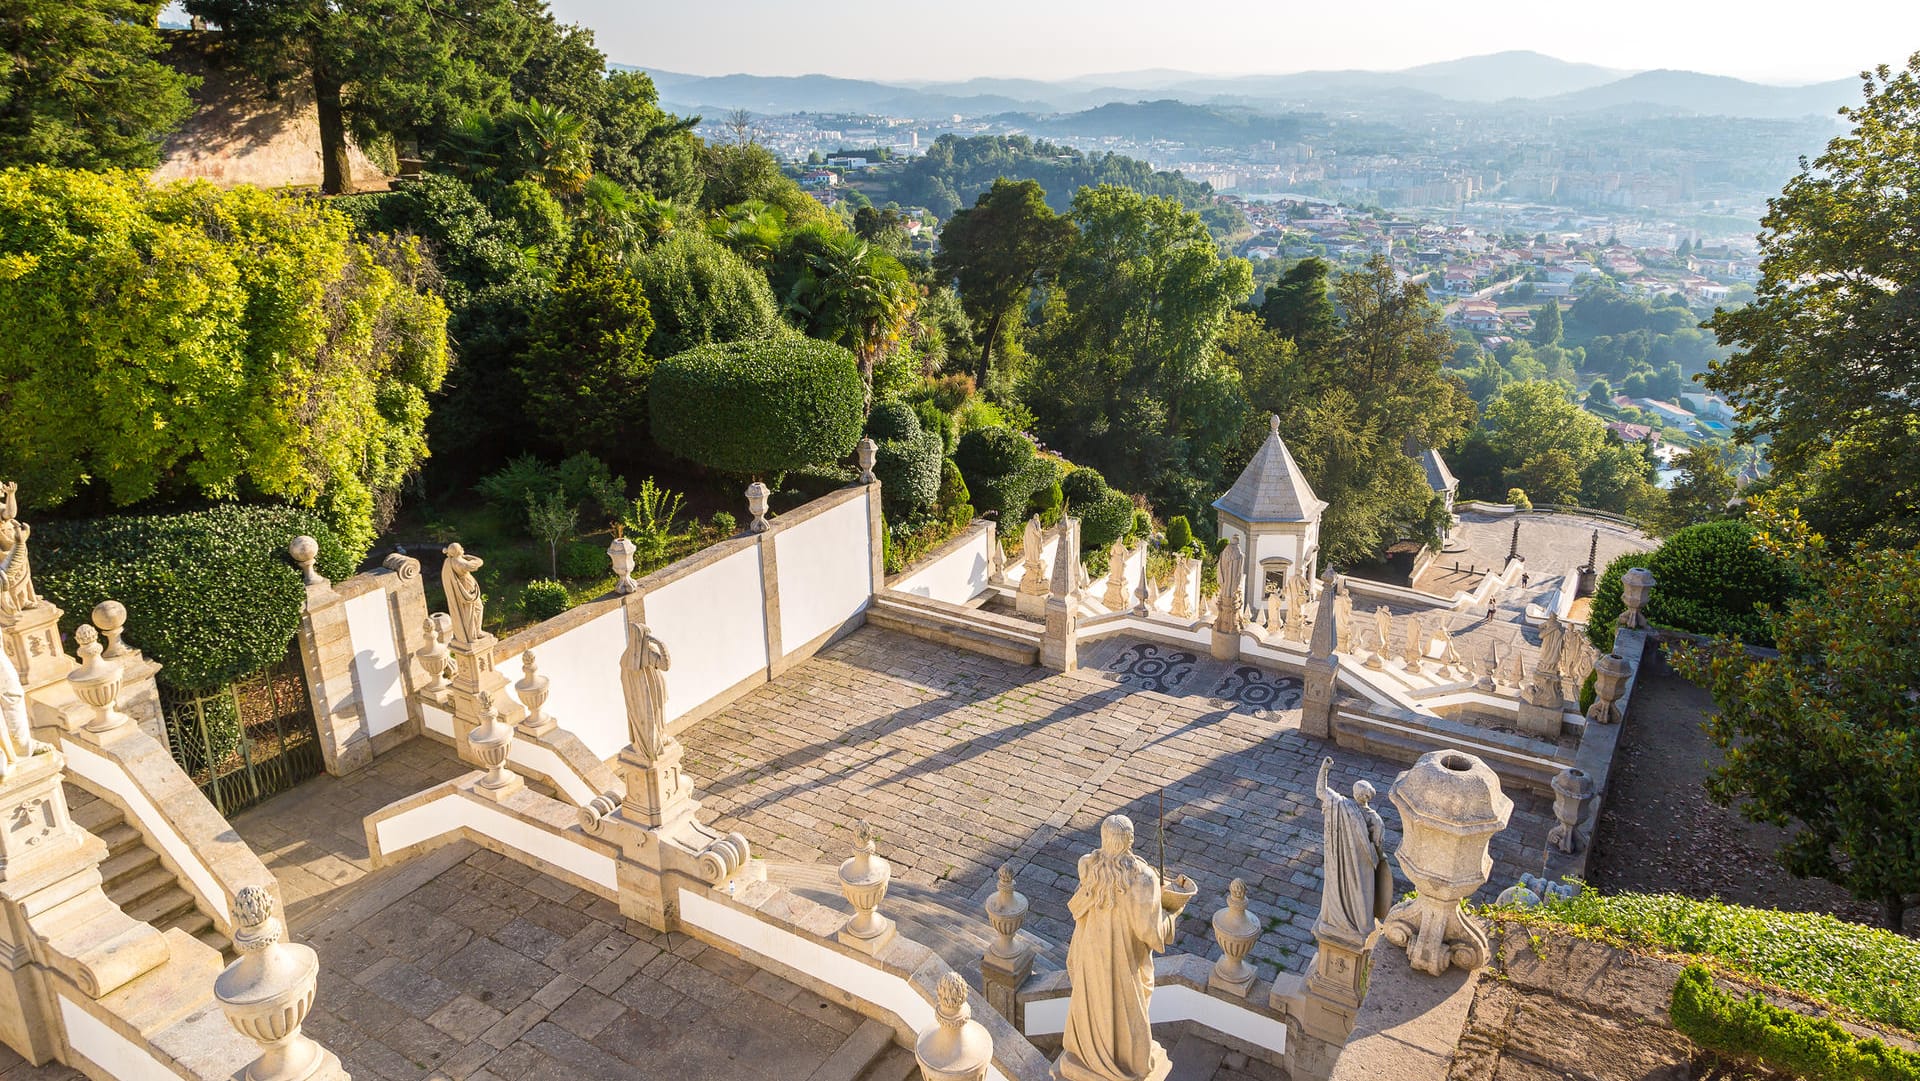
xmin=1670 ymin=965 xmax=1920 ymax=1081
xmin=558 ymin=542 xmax=608 ymax=581
xmin=711 ymin=511 xmax=738 ymax=536
xmin=1166 ymin=516 xmax=1196 ymax=554
xmin=36 ymin=504 xmax=354 ymax=692
xmin=954 ymin=426 xmax=1034 ymax=479
xmin=956 ymin=427 xmax=1052 ymax=535
xmin=1508 ymin=487 xmax=1533 ymax=509
xmin=1578 ymin=669 xmax=1597 ymax=714
xmin=937 ymin=459 xmax=971 ymax=514
xmin=875 ymin=431 xmax=943 ymax=518
xmin=866 ymin=401 xmax=920 ymax=443
xmin=1132 ymin=509 xmax=1152 ymax=538
xmin=1080 ymin=490 xmax=1135 ymax=552
xmin=1586 ymin=519 xmax=1801 ymax=651
xmin=914 ymin=398 xmax=956 ymax=454
xmin=650 ymin=337 xmax=864 ymax=476
xmin=521 ymin=579 xmax=570 ymax=622
xmin=1028 ymin=476 xmax=1064 ymax=522
xmin=1062 ymin=466 xmax=1109 ymax=509
xmin=929 ymin=373 xmax=975 ymax=413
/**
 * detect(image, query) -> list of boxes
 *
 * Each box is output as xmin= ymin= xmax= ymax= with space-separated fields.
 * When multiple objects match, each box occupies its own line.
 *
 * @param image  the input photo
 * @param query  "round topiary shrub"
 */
xmin=36 ymin=504 xmax=355 ymax=692
xmin=1585 ymin=519 xmax=1802 ymax=650
xmin=1166 ymin=515 xmax=1195 ymax=554
xmin=521 ymin=579 xmax=570 ymax=622
xmin=954 ymin=426 xmax=1034 ymax=480
xmin=937 ymin=459 xmax=970 ymax=513
xmin=1062 ymin=466 xmax=1109 ymax=509
xmin=1080 ymin=490 xmax=1135 ymax=551
xmin=865 ymin=400 xmax=921 ymax=443
xmin=875 ymin=430 xmax=943 ymax=518
xmin=651 ymin=337 xmax=865 ymax=476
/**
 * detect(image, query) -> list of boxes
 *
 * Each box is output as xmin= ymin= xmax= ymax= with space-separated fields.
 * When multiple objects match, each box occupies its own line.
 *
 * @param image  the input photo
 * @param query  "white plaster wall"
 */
xmin=1021 ymin=983 xmax=1286 ymax=1053
xmin=343 ymin=588 xmax=410 ymax=738
xmin=372 ymin=789 xmax=617 ymax=891
xmin=891 ymin=526 xmax=992 ymax=604
xmin=645 ymin=546 xmax=770 ymax=724
xmin=58 ymin=996 xmax=180 ymax=1081
xmin=775 ymin=495 xmax=873 ymax=652
xmin=60 ymin=739 xmax=229 ymax=926
xmin=496 ymin=608 xmax=628 ymax=761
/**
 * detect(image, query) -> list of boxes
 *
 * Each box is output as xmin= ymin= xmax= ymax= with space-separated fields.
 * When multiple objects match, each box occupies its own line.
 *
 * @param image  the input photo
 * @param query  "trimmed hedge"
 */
xmin=1062 ymin=466 xmax=1109 ymax=508
xmin=36 ymin=504 xmax=354 ymax=691
xmin=955 ymin=426 xmax=1034 ymax=479
xmin=875 ymin=431 xmax=943 ymax=518
xmin=1081 ymin=491 xmax=1136 ymax=552
xmin=650 ymin=337 xmax=864 ymax=476
xmin=866 ymin=401 xmax=920 ymax=443
xmin=1671 ymin=965 xmax=1920 ymax=1081
xmin=521 ymin=579 xmax=570 ymax=622
xmin=1586 ymin=519 xmax=1801 ymax=651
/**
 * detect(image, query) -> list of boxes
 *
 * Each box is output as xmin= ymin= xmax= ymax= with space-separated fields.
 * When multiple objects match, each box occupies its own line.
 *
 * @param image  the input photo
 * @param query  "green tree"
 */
xmin=1529 ymin=297 xmax=1563 ymax=346
xmin=591 ymin=71 xmax=702 ymax=203
xmin=1321 ymin=256 xmax=1474 ymax=452
xmin=516 ymin=239 xmax=654 ymax=462
xmin=525 ymin=488 xmax=576 ymax=578
xmin=699 ymin=141 xmax=829 ymax=227
xmin=629 ymin=229 xmax=782 ymax=359
xmin=1257 ymin=256 xmax=1337 ymax=351
xmin=0 ymin=168 xmax=450 ymax=556
xmin=1668 ymin=503 xmax=1920 ymax=931
xmin=934 ymin=178 xmax=1076 ymax=385
xmin=1288 ymin=389 xmax=1427 ymax=566
xmin=186 ymin=0 xmax=540 ymax=194
xmin=774 ymin=229 xmax=916 ymax=392
xmin=439 ymin=98 xmax=594 ymax=197
xmin=1660 ymin=444 xmax=1738 ymax=533
xmin=0 ymin=0 xmax=196 ymax=169
xmin=1483 ymin=381 xmax=1606 ymax=478
xmin=1705 ymin=54 xmax=1920 ymax=549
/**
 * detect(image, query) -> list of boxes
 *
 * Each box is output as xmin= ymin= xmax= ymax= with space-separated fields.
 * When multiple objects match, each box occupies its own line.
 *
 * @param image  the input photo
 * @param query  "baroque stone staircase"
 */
xmin=63 ymin=782 xmax=228 ymax=956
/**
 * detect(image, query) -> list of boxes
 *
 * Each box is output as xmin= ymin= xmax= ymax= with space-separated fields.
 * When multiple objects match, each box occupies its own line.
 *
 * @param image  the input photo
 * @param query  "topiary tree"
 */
xmin=1061 ymin=466 xmax=1109 ymax=508
xmin=954 ymin=425 xmax=1034 ymax=478
xmin=1586 ymin=518 xmax=1802 ymax=651
xmin=650 ymin=337 xmax=864 ymax=477
xmin=1166 ymin=515 xmax=1196 ymax=554
xmin=955 ymin=426 xmax=1049 ymax=535
xmin=520 ymin=579 xmax=570 ymax=622
xmin=35 ymin=504 xmax=355 ymax=692
xmin=1080 ymin=491 xmax=1135 ymax=551
xmin=864 ymin=405 xmax=940 ymax=518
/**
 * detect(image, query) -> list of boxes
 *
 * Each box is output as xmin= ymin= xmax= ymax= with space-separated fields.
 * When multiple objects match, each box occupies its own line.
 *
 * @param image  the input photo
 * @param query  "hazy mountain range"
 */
xmin=628 ymin=51 xmax=1857 ymax=124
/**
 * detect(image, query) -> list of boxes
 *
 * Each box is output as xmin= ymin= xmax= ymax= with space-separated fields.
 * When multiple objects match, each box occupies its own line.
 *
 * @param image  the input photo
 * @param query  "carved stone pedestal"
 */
xmin=1514 ymin=697 xmax=1565 ymax=740
xmin=0 ymin=604 xmax=71 ymax=693
xmin=1290 ymin=926 xmax=1372 ymax=1044
xmin=608 ymin=743 xmax=751 ymax=934
xmin=446 ymin=634 xmax=524 ymax=763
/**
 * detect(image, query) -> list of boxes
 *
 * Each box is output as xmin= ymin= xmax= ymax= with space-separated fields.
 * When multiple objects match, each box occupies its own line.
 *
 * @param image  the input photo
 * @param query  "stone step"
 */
xmin=857 ymin=1044 xmax=920 ymax=1081
xmin=60 ymin=779 xmax=226 ymax=953
xmin=97 ymin=822 xmax=144 ymax=856
xmin=122 ymin=883 xmax=197 ymax=929
xmin=808 ymin=1019 xmax=897 ymax=1081
xmin=110 ymin=865 xmax=180 ymax=909
xmin=99 ymin=844 xmax=162 ymax=888
xmin=867 ymin=599 xmax=1040 ymax=666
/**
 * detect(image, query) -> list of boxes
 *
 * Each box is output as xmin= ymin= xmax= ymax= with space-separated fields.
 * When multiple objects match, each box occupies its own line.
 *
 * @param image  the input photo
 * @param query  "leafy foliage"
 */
xmin=1670 ymin=965 xmax=1920 ymax=1081
xmin=629 ymin=230 xmax=783 ymax=360
xmin=519 ymin=578 xmax=570 ymax=622
xmin=525 ymin=490 xmax=575 ymax=578
xmin=0 ymin=168 xmax=450 ymax=558
xmin=1667 ymin=504 xmax=1919 ymax=931
xmin=624 ymin=478 xmax=684 ymax=569
xmin=651 ymin=337 xmax=864 ymax=477
xmin=36 ymin=504 xmax=354 ymax=691
xmin=0 ymin=0 xmax=196 ymax=170
xmin=865 ymin=407 xmax=941 ymax=518
xmin=516 ymin=238 xmax=654 ymax=460
xmin=1585 ymin=520 xmax=1799 ymax=649
xmin=882 ymin=134 xmax=1222 ymax=221
xmin=935 ymin=178 xmax=1076 ymax=383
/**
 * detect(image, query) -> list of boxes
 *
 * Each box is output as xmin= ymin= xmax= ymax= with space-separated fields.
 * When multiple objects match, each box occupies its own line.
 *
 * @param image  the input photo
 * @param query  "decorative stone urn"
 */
xmin=1382 ymin=750 xmax=1513 ymax=976
xmin=983 ymin=864 xmax=1030 ymax=965
xmin=1547 ymin=767 xmax=1597 ymax=854
xmin=1209 ymin=878 xmax=1262 ymax=997
xmin=288 ymin=536 xmax=326 ymax=588
xmin=416 ymin=614 xmax=452 ymax=694
xmin=856 ymin=437 xmax=878 ymax=485
xmin=66 ymin=626 xmax=127 ymax=735
xmin=90 ymin=600 xmax=130 ymax=658
xmin=215 ymin=886 xmax=335 ymax=1081
xmin=746 ymin=481 xmax=771 ymax=534
xmin=608 ymin=527 xmax=638 ymax=595
xmin=837 ymin=819 xmax=895 ymax=953
xmin=466 ymin=692 xmax=521 ymax=799
xmin=1618 ymin=567 xmax=1655 ymax=629
xmin=1586 ymin=652 xmax=1631 ymax=724
xmin=915 ymin=972 xmax=993 ymax=1081
xmin=515 ymin=651 xmax=554 ymax=736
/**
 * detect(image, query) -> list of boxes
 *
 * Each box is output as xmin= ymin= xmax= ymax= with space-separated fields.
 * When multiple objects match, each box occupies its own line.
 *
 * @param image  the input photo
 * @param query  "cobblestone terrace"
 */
xmin=682 ymin=626 xmax=1555 ymax=981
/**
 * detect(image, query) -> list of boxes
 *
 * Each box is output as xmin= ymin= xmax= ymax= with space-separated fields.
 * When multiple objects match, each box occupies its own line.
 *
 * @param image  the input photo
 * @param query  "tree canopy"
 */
xmin=935 ymin=179 xmax=1075 ymax=386
xmin=0 ymin=0 xmax=196 ymax=170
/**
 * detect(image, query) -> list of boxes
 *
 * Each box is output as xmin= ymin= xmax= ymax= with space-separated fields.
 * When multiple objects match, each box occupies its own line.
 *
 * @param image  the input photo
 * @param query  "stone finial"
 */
xmin=1506 ymin=519 xmax=1521 ymax=563
xmin=467 ymin=692 xmax=520 ymax=798
xmin=1587 ymin=652 xmax=1631 ymax=724
xmin=746 ymin=481 xmax=771 ymax=534
xmin=608 ymin=529 xmax=638 ymax=595
xmin=417 ymin=613 xmax=453 ymax=694
xmin=1547 ymin=767 xmax=1597 ymax=854
xmin=837 ymin=819 xmax=895 ymax=953
xmin=67 ymin=626 xmax=127 ymax=735
xmin=1048 ymin=518 xmax=1079 ymax=601
xmin=90 ymin=599 xmax=130 ymax=658
xmin=916 ymin=971 xmax=993 ymax=1081
xmin=1209 ymin=878 xmax=1261 ymax=997
xmin=216 ymin=885 xmax=333 ymax=1081
xmin=288 ymin=535 xmax=325 ymax=588
xmin=515 ymin=650 xmax=554 ymax=736
xmin=1619 ymin=567 xmax=1655 ymax=629
xmin=1383 ymin=751 xmax=1513 ymax=975
xmin=856 ymin=437 xmax=878 ymax=484
xmin=984 ymin=864 xmax=1031 ymax=964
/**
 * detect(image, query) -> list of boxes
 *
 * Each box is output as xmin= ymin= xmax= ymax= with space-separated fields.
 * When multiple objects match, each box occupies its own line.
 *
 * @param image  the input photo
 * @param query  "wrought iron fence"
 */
xmin=160 ymin=648 xmax=323 ymax=816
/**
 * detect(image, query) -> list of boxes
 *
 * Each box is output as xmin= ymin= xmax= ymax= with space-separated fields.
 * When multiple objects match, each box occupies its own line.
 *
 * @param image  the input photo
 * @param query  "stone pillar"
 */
xmin=444 ymin=631 xmax=524 ymax=765
xmin=381 ymin=553 xmax=431 ymax=738
xmin=1382 ymin=751 xmax=1512 ymax=976
xmin=290 ymin=540 xmax=372 ymax=777
xmin=1300 ymin=573 xmax=1340 ymax=740
xmin=864 ymin=481 xmax=886 ymax=597
xmin=916 ymin=972 xmax=994 ymax=1081
xmin=980 ymin=865 xmax=1034 ymax=1025
xmin=215 ymin=886 xmax=347 ymax=1081
xmin=1040 ymin=519 xmax=1080 ymax=672
xmin=0 ymin=601 xmax=70 ymax=695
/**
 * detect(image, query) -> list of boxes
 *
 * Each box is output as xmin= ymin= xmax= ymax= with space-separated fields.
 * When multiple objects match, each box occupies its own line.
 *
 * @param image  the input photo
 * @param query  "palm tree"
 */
xmin=784 ymin=233 xmax=916 ymax=395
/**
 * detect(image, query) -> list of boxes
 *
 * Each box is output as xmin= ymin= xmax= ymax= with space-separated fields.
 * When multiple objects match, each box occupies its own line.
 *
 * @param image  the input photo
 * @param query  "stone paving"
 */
xmin=682 ymin=626 xmax=1555 ymax=981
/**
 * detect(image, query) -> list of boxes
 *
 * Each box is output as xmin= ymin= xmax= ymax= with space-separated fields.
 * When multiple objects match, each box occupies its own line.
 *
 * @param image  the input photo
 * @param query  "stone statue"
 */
xmin=1402 ymin=618 xmax=1425 ymax=670
xmin=1536 ymin=612 xmax=1565 ymax=674
xmin=1215 ymin=537 xmax=1245 ymax=629
xmin=0 ymin=639 xmax=48 ymax=777
xmin=0 ymin=482 xmax=41 ymax=620
xmin=1283 ymin=572 xmax=1306 ymax=642
xmin=620 ymin=622 xmax=672 ymax=760
xmin=1373 ymin=606 xmax=1392 ymax=659
xmin=1022 ymin=516 xmax=1045 ymax=580
xmin=1332 ymin=581 xmax=1354 ymax=653
xmin=1313 ymin=758 xmax=1393 ymax=945
xmin=440 ymin=543 xmax=486 ymax=648
xmin=1103 ymin=539 xmax=1131 ymax=611
xmin=1056 ymin=814 xmax=1190 ymax=1081
xmin=1170 ymin=554 xmax=1195 ymax=620
xmin=1263 ymin=585 xmax=1282 ymax=638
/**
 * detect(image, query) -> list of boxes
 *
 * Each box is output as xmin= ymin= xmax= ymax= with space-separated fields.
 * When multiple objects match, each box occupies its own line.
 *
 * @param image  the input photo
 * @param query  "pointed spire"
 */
xmin=1214 ymin=415 xmax=1328 ymax=524
xmin=1308 ymin=571 xmax=1340 ymax=660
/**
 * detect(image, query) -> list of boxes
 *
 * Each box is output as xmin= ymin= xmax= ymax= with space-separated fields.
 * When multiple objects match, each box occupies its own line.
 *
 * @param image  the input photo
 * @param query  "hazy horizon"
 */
xmin=551 ymin=0 xmax=1918 ymax=86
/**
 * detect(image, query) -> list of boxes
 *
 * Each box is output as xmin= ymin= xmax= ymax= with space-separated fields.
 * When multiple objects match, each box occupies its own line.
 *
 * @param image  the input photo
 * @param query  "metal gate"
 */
xmin=160 ymin=648 xmax=324 ymax=817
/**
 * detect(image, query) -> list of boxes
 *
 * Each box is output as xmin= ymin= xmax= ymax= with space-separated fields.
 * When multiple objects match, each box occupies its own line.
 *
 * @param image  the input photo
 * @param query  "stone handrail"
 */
xmin=363 ymin=771 xmax=619 ymax=900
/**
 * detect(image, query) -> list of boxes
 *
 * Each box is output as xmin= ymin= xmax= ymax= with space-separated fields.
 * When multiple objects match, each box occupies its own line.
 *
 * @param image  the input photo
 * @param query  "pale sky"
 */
xmin=552 ymin=0 xmax=1920 ymax=85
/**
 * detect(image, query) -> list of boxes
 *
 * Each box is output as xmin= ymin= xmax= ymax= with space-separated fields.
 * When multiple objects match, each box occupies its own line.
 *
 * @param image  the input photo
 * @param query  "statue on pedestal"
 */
xmin=1215 ymin=537 xmax=1244 ymax=631
xmin=621 ymin=622 xmax=672 ymax=760
xmin=1055 ymin=814 xmax=1191 ymax=1081
xmin=0 ymin=482 xmax=40 ymax=620
xmin=1314 ymin=758 xmax=1392 ymax=943
xmin=440 ymin=543 xmax=486 ymax=647
xmin=0 ymin=639 xmax=49 ymax=777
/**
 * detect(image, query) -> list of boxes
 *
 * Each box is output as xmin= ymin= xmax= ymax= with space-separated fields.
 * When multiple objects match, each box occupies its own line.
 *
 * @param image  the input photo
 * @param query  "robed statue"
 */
xmin=621 ymin=622 xmax=671 ymax=760
xmin=440 ymin=543 xmax=486 ymax=648
xmin=0 ymin=641 xmax=48 ymax=778
xmin=1313 ymin=757 xmax=1393 ymax=945
xmin=1056 ymin=814 xmax=1190 ymax=1081
xmin=0 ymin=482 xmax=40 ymax=620
xmin=1214 ymin=537 xmax=1244 ymax=631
